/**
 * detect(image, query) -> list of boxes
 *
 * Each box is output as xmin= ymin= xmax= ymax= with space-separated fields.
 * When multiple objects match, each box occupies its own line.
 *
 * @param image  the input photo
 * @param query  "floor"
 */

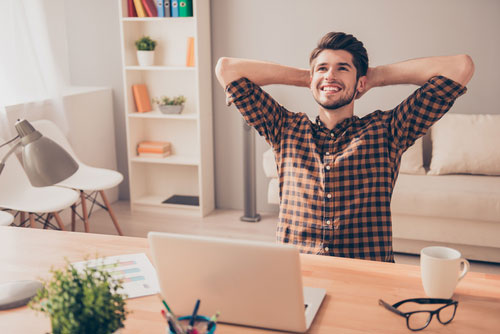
xmin=67 ymin=201 xmax=500 ymax=275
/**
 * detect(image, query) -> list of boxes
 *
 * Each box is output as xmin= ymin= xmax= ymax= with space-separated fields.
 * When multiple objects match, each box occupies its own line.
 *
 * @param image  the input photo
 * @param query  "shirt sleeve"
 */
xmin=383 ymin=75 xmax=467 ymax=150
xmin=225 ymin=77 xmax=291 ymax=148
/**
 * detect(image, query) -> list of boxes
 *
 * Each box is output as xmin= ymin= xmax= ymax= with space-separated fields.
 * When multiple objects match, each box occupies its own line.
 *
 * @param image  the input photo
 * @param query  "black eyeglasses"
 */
xmin=378 ymin=298 xmax=458 ymax=331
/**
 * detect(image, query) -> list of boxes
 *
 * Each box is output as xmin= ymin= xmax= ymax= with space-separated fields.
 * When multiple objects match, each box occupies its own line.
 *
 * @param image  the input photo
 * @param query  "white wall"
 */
xmin=64 ymin=0 xmax=129 ymax=199
xmin=210 ymin=0 xmax=500 ymax=212
xmin=62 ymin=0 xmax=500 ymax=212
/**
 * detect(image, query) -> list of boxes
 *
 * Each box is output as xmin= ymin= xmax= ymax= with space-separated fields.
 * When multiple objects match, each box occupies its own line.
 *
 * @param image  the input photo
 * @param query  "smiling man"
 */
xmin=215 ymin=32 xmax=474 ymax=262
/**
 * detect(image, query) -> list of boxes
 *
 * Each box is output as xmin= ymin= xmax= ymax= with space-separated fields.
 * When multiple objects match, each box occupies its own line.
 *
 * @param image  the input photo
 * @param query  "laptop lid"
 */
xmin=148 ymin=232 xmax=320 ymax=332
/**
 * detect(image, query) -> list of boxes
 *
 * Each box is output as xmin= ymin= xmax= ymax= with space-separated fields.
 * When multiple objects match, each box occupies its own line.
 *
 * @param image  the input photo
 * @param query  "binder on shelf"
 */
xmin=179 ymin=0 xmax=193 ymax=17
xmin=164 ymin=0 xmax=171 ymax=17
xmin=186 ymin=37 xmax=195 ymax=67
xmin=132 ymin=84 xmax=152 ymax=113
xmin=142 ymin=0 xmax=158 ymax=17
xmin=127 ymin=0 xmax=137 ymax=17
xmin=171 ymin=0 xmax=179 ymax=17
xmin=133 ymin=0 xmax=147 ymax=17
xmin=156 ymin=0 xmax=164 ymax=17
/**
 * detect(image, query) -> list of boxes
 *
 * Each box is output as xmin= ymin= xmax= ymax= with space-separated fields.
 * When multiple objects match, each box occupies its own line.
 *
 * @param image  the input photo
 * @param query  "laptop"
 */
xmin=148 ymin=232 xmax=326 ymax=333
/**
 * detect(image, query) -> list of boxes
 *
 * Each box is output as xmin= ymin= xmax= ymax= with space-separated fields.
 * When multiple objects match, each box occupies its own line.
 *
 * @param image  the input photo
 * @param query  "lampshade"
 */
xmin=15 ymin=119 xmax=79 ymax=187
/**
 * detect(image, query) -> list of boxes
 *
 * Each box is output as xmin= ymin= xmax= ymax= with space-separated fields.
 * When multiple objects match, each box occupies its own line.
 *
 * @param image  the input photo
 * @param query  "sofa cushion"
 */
xmin=400 ymin=137 xmax=425 ymax=175
xmin=392 ymin=174 xmax=500 ymax=223
xmin=429 ymin=113 xmax=500 ymax=175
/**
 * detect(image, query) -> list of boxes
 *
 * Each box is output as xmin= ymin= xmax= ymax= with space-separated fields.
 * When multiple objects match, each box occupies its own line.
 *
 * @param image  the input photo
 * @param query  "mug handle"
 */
xmin=458 ymin=258 xmax=470 ymax=282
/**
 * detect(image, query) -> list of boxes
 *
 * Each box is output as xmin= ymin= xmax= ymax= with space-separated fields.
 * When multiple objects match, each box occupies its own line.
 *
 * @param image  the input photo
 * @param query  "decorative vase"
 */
xmin=159 ymin=104 xmax=184 ymax=114
xmin=137 ymin=50 xmax=154 ymax=66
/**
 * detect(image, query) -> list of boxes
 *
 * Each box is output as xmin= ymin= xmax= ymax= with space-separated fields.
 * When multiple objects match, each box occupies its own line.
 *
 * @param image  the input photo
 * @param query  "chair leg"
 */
xmin=80 ymin=191 xmax=90 ymax=233
xmin=99 ymin=190 xmax=123 ymax=236
xmin=71 ymin=204 xmax=76 ymax=231
xmin=29 ymin=213 xmax=35 ymax=228
xmin=52 ymin=212 xmax=66 ymax=231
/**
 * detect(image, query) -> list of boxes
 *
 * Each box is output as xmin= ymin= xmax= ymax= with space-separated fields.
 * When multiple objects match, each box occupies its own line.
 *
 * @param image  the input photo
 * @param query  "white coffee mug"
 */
xmin=420 ymin=246 xmax=470 ymax=299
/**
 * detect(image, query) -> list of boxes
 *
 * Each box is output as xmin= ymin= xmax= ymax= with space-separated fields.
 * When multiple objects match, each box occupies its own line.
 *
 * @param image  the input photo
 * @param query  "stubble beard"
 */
xmin=316 ymin=79 xmax=358 ymax=110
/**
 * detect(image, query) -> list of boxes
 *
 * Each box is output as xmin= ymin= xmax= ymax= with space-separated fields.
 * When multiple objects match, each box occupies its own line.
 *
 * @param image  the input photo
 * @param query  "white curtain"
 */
xmin=0 ymin=0 xmax=69 ymax=139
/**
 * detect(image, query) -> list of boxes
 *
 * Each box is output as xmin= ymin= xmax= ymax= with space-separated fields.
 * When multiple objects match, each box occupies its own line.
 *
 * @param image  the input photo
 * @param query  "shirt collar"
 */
xmin=314 ymin=115 xmax=359 ymax=136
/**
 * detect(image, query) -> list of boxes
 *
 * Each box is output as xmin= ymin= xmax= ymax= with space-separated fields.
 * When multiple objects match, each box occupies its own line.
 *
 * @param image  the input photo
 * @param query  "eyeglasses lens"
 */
xmin=408 ymin=312 xmax=432 ymax=330
xmin=437 ymin=304 xmax=456 ymax=324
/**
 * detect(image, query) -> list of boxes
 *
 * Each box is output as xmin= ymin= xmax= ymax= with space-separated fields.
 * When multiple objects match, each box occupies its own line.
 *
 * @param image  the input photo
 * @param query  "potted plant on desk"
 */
xmin=135 ymin=35 xmax=157 ymax=66
xmin=29 ymin=260 xmax=129 ymax=334
xmin=152 ymin=95 xmax=186 ymax=114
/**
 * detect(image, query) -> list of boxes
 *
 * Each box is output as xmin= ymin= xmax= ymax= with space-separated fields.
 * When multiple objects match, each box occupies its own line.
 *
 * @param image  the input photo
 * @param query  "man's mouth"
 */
xmin=320 ymin=84 xmax=342 ymax=93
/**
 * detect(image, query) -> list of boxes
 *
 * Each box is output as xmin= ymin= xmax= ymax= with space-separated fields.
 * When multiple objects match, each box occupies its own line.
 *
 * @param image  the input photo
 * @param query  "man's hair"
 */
xmin=309 ymin=32 xmax=368 ymax=79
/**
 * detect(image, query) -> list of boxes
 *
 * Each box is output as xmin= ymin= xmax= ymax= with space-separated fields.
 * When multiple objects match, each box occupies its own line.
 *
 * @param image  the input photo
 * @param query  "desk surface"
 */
xmin=0 ymin=227 xmax=499 ymax=333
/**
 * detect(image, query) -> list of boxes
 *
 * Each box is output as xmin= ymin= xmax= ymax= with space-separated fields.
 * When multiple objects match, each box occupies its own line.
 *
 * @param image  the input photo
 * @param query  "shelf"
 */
xmin=125 ymin=66 xmax=196 ymax=71
xmin=133 ymin=195 xmax=200 ymax=211
xmin=131 ymin=155 xmax=199 ymax=166
xmin=119 ymin=0 xmax=214 ymax=217
xmin=121 ymin=17 xmax=194 ymax=22
xmin=128 ymin=111 xmax=198 ymax=120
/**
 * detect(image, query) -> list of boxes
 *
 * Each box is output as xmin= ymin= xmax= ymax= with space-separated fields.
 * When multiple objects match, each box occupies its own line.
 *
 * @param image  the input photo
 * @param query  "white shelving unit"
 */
xmin=118 ymin=0 xmax=214 ymax=216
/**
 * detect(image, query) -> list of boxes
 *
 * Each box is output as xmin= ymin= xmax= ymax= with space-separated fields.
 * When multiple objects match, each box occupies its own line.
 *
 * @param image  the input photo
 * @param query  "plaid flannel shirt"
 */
xmin=226 ymin=76 xmax=466 ymax=262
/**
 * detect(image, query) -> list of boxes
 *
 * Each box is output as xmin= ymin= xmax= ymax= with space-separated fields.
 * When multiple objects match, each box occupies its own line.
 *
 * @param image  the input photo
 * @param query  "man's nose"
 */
xmin=324 ymin=69 xmax=335 ymax=81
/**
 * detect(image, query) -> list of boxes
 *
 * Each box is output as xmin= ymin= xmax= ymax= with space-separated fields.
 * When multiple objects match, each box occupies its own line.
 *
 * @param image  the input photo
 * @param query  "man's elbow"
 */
xmin=215 ymin=57 xmax=236 ymax=89
xmin=456 ymin=54 xmax=475 ymax=86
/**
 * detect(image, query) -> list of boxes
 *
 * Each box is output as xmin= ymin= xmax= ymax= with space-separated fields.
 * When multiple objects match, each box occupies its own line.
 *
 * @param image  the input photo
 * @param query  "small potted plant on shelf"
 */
xmin=29 ymin=259 xmax=129 ymax=334
xmin=152 ymin=95 xmax=186 ymax=114
xmin=135 ymin=35 xmax=157 ymax=66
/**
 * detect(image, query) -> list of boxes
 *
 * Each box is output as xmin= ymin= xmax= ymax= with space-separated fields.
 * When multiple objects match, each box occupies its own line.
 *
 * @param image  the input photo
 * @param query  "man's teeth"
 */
xmin=323 ymin=86 xmax=340 ymax=92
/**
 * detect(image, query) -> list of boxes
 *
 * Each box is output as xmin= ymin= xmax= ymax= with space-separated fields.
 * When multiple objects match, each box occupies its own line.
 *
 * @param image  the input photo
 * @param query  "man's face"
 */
xmin=310 ymin=49 xmax=361 ymax=110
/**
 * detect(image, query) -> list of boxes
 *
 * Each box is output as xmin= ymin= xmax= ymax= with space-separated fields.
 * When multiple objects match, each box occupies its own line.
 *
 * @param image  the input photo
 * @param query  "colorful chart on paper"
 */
xmin=72 ymin=253 xmax=159 ymax=299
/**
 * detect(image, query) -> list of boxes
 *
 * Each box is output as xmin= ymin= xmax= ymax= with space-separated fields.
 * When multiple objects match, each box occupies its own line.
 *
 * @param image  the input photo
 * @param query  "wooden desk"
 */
xmin=0 ymin=227 xmax=499 ymax=333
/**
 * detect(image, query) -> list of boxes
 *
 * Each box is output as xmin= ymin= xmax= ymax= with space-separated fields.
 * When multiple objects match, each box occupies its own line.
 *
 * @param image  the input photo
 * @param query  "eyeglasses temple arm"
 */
xmin=379 ymin=299 xmax=406 ymax=317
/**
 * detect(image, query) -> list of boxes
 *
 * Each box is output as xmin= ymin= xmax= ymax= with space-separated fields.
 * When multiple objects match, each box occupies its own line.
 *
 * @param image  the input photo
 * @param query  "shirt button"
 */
xmin=325 ymin=152 xmax=330 ymax=156
xmin=325 ymin=165 xmax=331 ymax=171
xmin=330 ymin=133 xmax=334 ymax=138
xmin=326 ymin=220 xmax=331 ymax=225
xmin=326 ymin=194 xmax=332 ymax=199
xmin=324 ymin=247 xmax=329 ymax=252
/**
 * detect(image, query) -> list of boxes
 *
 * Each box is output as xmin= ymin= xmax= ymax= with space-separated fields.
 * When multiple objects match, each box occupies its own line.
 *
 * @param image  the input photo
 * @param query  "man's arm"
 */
xmin=215 ymin=57 xmax=310 ymax=89
xmin=361 ymin=54 xmax=474 ymax=97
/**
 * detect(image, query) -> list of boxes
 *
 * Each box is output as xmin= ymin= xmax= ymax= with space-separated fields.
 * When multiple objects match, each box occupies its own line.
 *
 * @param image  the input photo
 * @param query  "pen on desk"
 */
xmin=161 ymin=309 xmax=177 ymax=334
xmin=206 ymin=311 xmax=220 ymax=332
xmin=165 ymin=309 xmax=186 ymax=334
xmin=159 ymin=297 xmax=186 ymax=334
xmin=188 ymin=299 xmax=201 ymax=328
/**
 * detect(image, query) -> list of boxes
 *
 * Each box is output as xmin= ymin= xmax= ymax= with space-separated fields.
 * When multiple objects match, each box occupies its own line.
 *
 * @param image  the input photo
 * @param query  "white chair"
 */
xmin=31 ymin=120 xmax=124 ymax=236
xmin=0 ymin=138 xmax=79 ymax=230
xmin=0 ymin=211 xmax=14 ymax=226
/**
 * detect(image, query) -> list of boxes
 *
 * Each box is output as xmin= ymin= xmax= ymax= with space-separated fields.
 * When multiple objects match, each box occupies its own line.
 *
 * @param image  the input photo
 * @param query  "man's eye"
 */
xmin=317 ymin=66 xmax=327 ymax=71
xmin=339 ymin=67 xmax=348 ymax=71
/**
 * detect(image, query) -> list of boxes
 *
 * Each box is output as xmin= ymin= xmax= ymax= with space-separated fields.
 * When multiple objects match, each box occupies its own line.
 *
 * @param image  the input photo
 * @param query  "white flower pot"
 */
xmin=159 ymin=104 xmax=184 ymax=114
xmin=137 ymin=50 xmax=155 ymax=66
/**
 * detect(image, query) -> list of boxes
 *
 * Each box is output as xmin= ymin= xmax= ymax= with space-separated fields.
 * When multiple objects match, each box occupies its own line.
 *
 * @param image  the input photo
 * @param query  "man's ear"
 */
xmin=355 ymin=75 xmax=368 ymax=99
xmin=357 ymin=75 xmax=367 ymax=93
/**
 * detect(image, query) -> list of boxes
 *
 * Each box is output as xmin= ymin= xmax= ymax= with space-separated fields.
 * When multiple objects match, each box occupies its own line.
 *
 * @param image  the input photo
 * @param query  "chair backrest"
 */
xmin=0 ymin=137 xmax=36 ymax=198
xmin=30 ymin=120 xmax=81 ymax=164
